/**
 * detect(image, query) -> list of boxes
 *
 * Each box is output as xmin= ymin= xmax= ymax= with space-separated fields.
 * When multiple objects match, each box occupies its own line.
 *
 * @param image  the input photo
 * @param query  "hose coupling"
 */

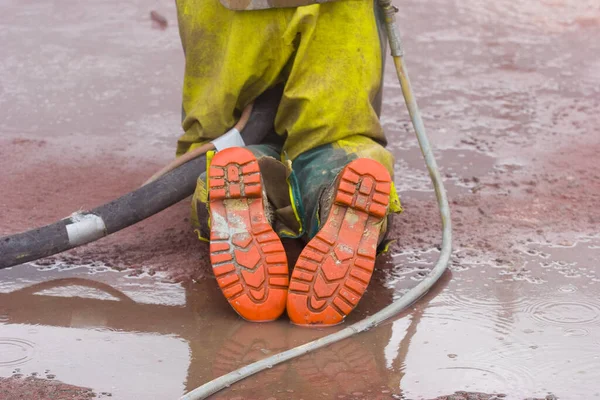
xmin=377 ymin=0 xmax=404 ymax=57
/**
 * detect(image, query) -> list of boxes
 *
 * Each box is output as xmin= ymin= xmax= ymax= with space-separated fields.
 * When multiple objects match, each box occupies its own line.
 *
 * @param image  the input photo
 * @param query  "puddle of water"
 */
xmin=0 ymin=260 xmax=398 ymax=399
xmin=5 ymin=217 xmax=597 ymax=399
xmin=384 ymin=232 xmax=600 ymax=399
xmin=4 ymin=247 xmax=598 ymax=399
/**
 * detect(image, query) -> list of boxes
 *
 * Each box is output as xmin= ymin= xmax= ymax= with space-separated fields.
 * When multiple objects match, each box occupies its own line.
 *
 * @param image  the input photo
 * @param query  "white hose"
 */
xmin=180 ymin=4 xmax=452 ymax=399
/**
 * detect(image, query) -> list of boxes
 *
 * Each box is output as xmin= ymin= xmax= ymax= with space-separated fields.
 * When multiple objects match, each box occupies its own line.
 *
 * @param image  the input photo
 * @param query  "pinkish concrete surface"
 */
xmin=0 ymin=0 xmax=599 ymax=399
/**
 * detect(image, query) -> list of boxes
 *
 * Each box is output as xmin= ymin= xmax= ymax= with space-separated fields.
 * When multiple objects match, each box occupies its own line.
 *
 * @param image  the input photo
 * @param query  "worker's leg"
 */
xmin=274 ymin=0 xmax=388 ymax=161
xmin=177 ymin=0 xmax=306 ymax=320
xmin=175 ymin=0 xmax=295 ymax=156
xmin=272 ymin=0 xmax=402 ymax=325
xmin=276 ymin=0 xmax=399 ymax=239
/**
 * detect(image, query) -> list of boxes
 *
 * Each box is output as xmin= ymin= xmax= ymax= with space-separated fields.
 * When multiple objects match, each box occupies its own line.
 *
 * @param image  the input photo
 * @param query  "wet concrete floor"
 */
xmin=1 ymin=0 xmax=599 ymax=399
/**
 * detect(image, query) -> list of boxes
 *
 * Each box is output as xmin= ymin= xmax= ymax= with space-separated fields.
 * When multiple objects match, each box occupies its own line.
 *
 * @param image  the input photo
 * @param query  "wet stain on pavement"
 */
xmin=1 ymin=0 xmax=599 ymax=398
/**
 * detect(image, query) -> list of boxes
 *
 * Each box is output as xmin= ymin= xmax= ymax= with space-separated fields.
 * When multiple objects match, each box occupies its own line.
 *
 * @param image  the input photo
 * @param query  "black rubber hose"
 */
xmin=0 ymin=86 xmax=283 ymax=270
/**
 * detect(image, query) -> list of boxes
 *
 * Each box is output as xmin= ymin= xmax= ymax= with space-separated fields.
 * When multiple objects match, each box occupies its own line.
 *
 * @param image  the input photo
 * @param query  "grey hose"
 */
xmin=180 ymin=3 xmax=452 ymax=399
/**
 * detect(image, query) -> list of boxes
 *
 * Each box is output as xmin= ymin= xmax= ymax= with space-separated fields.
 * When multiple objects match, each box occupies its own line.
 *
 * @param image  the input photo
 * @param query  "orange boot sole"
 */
xmin=287 ymin=158 xmax=391 ymax=326
xmin=208 ymin=147 xmax=289 ymax=322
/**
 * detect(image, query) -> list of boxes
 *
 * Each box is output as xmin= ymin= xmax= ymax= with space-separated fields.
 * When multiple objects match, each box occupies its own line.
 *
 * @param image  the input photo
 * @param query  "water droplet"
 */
xmin=525 ymin=300 xmax=600 ymax=326
xmin=0 ymin=338 xmax=36 ymax=367
xmin=564 ymin=328 xmax=589 ymax=337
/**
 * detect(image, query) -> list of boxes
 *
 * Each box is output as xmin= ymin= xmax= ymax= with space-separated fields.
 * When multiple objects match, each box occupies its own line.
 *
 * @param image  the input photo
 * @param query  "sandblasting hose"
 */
xmin=0 ymin=87 xmax=283 ymax=270
xmin=180 ymin=3 xmax=452 ymax=399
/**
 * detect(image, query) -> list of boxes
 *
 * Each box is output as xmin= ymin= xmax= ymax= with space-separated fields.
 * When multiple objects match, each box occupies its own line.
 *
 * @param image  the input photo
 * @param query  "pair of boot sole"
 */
xmin=208 ymin=147 xmax=391 ymax=326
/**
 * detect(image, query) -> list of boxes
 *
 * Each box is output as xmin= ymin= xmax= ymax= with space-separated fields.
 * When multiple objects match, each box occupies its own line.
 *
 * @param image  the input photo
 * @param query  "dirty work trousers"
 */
xmin=175 ymin=0 xmax=401 ymax=240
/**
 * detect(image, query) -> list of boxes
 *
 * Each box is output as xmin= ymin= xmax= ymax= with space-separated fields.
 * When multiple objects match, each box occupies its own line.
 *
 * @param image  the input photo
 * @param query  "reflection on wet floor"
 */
xmin=2 ymin=236 xmax=599 ymax=399
xmin=389 ymin=235 xmax=600 ymax=399
xmin=0 ymin=261 xmax=403 ymax=399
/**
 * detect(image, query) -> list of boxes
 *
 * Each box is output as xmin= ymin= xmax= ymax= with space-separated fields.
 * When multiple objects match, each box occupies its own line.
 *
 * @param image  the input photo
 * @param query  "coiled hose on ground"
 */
xmin=180 ymin=1 xmax=452 ymax=399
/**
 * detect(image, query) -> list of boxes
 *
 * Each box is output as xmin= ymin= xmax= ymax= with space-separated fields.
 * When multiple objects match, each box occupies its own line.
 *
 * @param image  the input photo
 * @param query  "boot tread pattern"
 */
xmin=287 ymin=158 xmax=391 ymax=326
xmin=209 ymin=147 xmax=288 ymax=322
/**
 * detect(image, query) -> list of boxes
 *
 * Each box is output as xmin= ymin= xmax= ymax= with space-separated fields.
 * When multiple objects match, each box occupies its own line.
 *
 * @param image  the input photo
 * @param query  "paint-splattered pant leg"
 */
xmin=175 ymin=0 xmax=387 ymax=158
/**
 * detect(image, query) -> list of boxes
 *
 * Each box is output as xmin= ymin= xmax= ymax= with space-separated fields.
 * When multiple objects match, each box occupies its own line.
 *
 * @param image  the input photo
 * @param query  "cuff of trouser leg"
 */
xmin=376 ymin=183 xmax=402 ymax=253
xmin=190 ymin=151 xmax=215 ymax=242
xmin=389 ymin=181 xmax=403 ymax=214
xmin=377 ymin=238 xmax=396 ymax=255
xmin=194 ymin=229 xmax=209 ymax=243
xmin=177 ymin=137 xmax=212 ymax=158
xmin=192 ymin=185 xmax=211 ymax=242
xmin=376 ymin=214 xmax=395 ymax=254
xmin=284 ymin=162 xmax=305 ymax=238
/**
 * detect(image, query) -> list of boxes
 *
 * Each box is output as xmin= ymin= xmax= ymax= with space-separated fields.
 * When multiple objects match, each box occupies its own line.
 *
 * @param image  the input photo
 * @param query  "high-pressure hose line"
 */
xmin=0 ymin=86 xmax=283 ymax=270
xmin=180 ymin=2 xmax=452 ymax=399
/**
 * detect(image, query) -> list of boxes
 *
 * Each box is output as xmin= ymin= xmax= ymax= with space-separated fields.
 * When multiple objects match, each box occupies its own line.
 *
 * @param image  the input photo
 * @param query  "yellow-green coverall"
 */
xmin=176 ymin=0 xmax=401 ymax=240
